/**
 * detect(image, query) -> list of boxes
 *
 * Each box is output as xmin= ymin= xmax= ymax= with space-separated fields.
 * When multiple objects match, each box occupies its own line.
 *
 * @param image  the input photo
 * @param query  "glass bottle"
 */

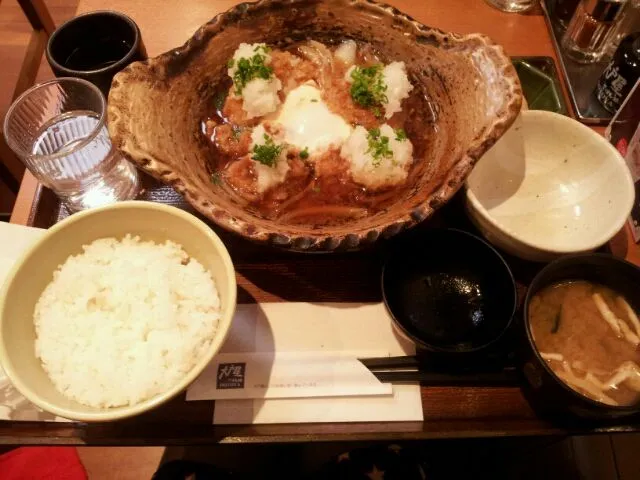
xmin=562 ymin=0 xmax=627 ymax=63
xmin=596 ymin=32 xmax=640 ymax=112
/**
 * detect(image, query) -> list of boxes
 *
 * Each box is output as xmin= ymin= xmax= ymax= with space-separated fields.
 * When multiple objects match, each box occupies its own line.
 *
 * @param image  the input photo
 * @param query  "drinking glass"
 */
xmin=484 ymin=0 xmax=538 ymax=13
xmin=561 ymin=0 xmax=626 ymax=63
xmin=3 ymin=77 xmax=139 ymax=212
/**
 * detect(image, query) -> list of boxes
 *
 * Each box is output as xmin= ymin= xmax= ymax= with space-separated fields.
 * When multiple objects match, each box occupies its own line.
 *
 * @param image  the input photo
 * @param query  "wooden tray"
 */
xmin=14 ymin=170 xmax=640 ymax=445
xmin=7 ymin=52 xmax=638 ymax=444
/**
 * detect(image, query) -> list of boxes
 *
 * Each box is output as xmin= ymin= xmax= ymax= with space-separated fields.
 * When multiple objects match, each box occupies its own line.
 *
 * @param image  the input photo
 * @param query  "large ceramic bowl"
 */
xmin=108 ymin=0 xmax=522 ymax=251
xmin=465 ymin=111 xmax=635 ymax=262
xmin=0 ymin=202 xmax=236 ymax=422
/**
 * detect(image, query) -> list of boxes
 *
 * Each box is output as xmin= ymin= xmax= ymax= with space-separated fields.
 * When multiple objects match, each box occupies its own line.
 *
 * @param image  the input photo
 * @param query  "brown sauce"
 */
xmin=201 ymin=41 xmax=436 ymax=226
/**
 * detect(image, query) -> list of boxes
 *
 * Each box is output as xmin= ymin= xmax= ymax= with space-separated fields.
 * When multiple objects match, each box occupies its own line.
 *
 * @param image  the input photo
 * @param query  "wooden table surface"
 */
xmin=4 ymin=0 xmax=640 ymax=445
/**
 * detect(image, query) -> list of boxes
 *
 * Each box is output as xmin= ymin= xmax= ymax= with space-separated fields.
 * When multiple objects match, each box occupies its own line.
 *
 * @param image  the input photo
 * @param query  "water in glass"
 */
xmin=3 ymin=78 xmax=139 ymax=212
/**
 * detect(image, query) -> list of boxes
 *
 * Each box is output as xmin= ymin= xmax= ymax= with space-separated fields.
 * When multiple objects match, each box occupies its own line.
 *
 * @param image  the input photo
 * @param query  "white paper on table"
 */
xmin=187 ymin=351 xmax=392 ymax=400
xmin=0 ymin=222 xmax=44 ymax=284
xmin=213 ymin=385 xmax=422 ymax=424
xmin=208 ymin=303 xmax=423 ymax=424
xmin=0 ymin=222 xmax=69 ymax=422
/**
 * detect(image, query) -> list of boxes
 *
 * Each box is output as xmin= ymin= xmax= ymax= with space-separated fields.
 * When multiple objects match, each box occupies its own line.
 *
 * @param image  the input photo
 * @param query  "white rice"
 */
xmin=33 ymin=235 xmax=221 ymax=408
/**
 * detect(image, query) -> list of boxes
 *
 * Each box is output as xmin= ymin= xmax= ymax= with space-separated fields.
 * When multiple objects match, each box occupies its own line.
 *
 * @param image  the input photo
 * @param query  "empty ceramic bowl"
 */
xmin=108 ymin=0 xmax=522 ymax=251
xmin=381 ymin=229 xmax=516 ymax=354
xmin=465 ymin=110 xmax=635 ymax=262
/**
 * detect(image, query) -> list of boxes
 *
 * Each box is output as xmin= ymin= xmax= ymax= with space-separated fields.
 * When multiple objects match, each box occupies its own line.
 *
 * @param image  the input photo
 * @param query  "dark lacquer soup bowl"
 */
xmin=108 ymin=0 xmax=522 ymax=251
xmin=382 ymin=229 xmax=516 ymax=355
xmin=522 ymin=254 xmax=640 ymax=421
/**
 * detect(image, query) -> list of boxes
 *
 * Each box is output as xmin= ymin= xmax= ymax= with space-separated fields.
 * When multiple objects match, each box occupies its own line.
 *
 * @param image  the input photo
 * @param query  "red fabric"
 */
xmin=0 ymin=447 xmax=87 ymax=480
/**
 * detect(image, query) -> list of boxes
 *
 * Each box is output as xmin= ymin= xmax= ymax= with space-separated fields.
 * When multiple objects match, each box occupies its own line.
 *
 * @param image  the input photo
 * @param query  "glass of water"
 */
xmin=484 ymin=0 xmax=537 ymax=13
xmin=3 ymin=77 xmax=139 ymax=212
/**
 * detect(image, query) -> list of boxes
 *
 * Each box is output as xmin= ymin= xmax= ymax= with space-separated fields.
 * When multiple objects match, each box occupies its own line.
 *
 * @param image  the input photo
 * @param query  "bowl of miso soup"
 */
xmin=523 ymin=254 xmax=640 ymax=419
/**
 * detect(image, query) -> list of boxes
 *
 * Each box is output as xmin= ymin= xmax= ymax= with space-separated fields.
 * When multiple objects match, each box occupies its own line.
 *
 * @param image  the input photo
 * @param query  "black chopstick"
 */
xmin=359 ymin=356 xmax=520 ymax=386
xmin=359 ymin=355 xmax=420 ymax=370
xmin=370 ymin=369 xmax=520 ymax=386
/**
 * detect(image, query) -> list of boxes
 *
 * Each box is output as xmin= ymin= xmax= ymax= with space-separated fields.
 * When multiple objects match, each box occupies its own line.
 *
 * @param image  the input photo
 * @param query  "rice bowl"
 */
xmin=0 ymin=201 xmax=236 ymax=422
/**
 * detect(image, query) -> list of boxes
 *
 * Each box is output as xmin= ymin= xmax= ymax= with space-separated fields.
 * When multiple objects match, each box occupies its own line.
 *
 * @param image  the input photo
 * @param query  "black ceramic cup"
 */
xmin=381 ymin=228 xmax=517 ymax=355
xmin=521 ymin=253 xmax=640 ymax=420
xmin=46 ymin=11 xmax=146 ymax=96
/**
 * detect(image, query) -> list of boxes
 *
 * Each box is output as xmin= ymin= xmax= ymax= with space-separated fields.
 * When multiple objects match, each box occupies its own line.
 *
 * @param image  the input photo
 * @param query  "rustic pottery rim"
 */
xmin=108 ymin=0 xmax=523 ymax=251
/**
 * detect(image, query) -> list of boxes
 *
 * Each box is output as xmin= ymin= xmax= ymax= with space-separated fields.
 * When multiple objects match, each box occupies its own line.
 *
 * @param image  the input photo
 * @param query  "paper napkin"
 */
xmin=0 ymin=222 xmax=44 ymax=284
xmin=187 ymin=350 xmax=392 ymax=400
xmin=186 ymin=303 xmax=423 ymax=425
xmin=0 ymin=223 xmax=68 ymax=421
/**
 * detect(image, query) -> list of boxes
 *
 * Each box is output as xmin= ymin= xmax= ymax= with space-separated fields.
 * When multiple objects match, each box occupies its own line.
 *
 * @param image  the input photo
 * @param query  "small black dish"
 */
xmin=381 ymin=229 xmax=517 ymax=355
xmin=46 ymin=11 xmax=147 ymax=96
xmin=521 ymin=253 xmax=640 ymax=421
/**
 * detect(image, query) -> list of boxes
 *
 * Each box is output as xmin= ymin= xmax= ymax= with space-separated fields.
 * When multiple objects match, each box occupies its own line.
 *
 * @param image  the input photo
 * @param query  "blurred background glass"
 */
xmin=601 ymin=0 xmax=640 ymax=57
xmin=562 ymin=0 xmax=627 ymax=63
xmin=484 ymin=0 xmax=537 ymax=13
xmin=553 ymin=0 xmax=583 ymax=28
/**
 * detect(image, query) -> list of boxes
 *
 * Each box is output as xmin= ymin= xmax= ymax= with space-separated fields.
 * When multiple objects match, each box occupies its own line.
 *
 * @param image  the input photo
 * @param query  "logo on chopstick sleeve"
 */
xmin=216 ymin=362 xmax=246 ymax=389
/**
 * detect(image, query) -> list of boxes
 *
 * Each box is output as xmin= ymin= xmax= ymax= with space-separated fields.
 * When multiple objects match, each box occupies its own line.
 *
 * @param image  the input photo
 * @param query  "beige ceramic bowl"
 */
xmin=0 ymin=201 xmax=236 ymax=422
xmin=466 ymin=110 xmax=635 ymax=262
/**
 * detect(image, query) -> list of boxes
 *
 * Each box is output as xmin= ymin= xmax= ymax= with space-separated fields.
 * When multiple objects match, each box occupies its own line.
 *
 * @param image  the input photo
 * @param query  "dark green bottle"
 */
xmin=596 ymin=32 xmax=640 ymax=113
